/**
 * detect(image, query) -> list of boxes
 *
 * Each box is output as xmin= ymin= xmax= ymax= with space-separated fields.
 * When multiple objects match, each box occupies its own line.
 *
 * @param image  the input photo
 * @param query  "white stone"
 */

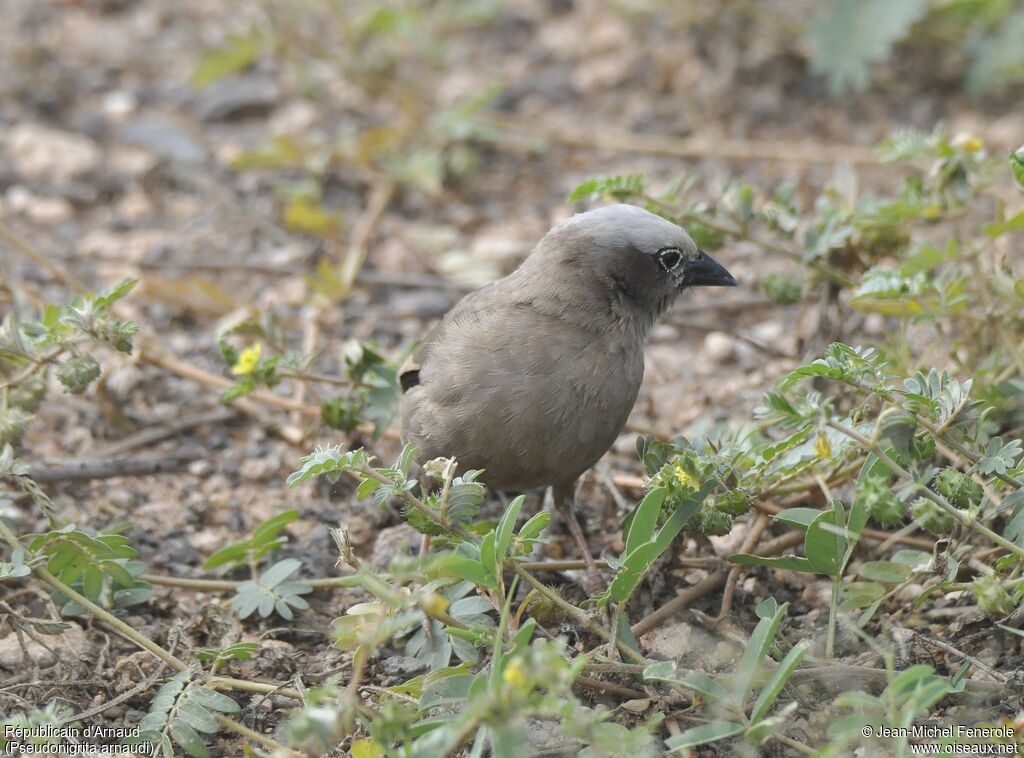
xmin=701 ymin=331 xmax=736 ymax=364
xmin=0 ymin=623 xmax=90 ymax=669
xmin=102 ymin=90 xmax=138 ymax=120
xmin=5 ymin=124 xmax=101 ymax=182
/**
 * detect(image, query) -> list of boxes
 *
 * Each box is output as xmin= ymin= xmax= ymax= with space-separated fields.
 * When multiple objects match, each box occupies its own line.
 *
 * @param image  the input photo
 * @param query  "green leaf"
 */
xmin=168 ymin=717 xmax=209 ymax=758
xmin=625 ymin=487 xmax=667 ymax=555
xmin=515 ymin=512 xmax=550 ymax=549
xmin=419 ymin=673 xmax=475 ymax=710
xmin=190 ymin=30 xmax=264 ymax=89
xmin=260 ymin=558 xmax=301 ymax=588
xmin=176 ymin=701 xmax=219 ymax=734
xmin=680 ymin=672 xmax=731 ymax=704
xmin=203 ymin=544 xmax=248 ymax=570
xmin=94 ymin=279 xmax=139 ymax=309
xmin=846 ymin=491 xmax=871 ymax=540
xmin=609 ymin=540 xmax=662 ymax=603
xmin=750 ymin=640 xmax=809 ymax=722
xmin=287 ymin=445 xmax=368 ymax=487
xmin=653 ymin=485 xmax=709 ymax=555
xmin=858 ymin=561 xmax=912 ymax=584
xmin=82 ymin=567 xmax=103 ymax=601
xmin=806 ymin=0 xmax=928 ymax=96
xmin=772 ymin=507 xmax=821 ymax=530
xmin=434 ymin=555 xmax=497 ymax=588
xmin=204 ymin=509 xmax=299 ymax=570
xmin=891 ymin=549 xmax=931 ymax=571
xmin=985 ymin=210 xmax=1024 ymax=237
xmin=754 ymin=597 xmax=779 ymax=619
xmin=1012 ymin=145 xmax=1024 ymax=189
xmin=731 ymin=602 xmax=787 ymax=707
xmin=494 ymin=496 xmax=524 ymax=565
xmin=567 ymin=179 xmax=600 ymax=203
xmin=610 ymin=486 xmax=706 ymax=605
xmin=252 ymin=510 xmax=300 ymax=546
xmin=642 ymin=660 xmax=677 ymax=682
xmin=804 ymin=509 xmax=845 ymax=577
xmin=665 ymin=721 xmax=744 ymax=751
xmin=839 ymin=581 xmax=885 ymax=610
xmin=478 ymin=532 xmax=497 ymax=578
xmin=230 ymin=559 xmax=311 ymax=620
xmin=567 ymin=175 xmax=645 ymax=203
xmin=510 ymin=618 xmax=536 ymax=653
xmin=187 ymin=687 xmax=239 ymax=713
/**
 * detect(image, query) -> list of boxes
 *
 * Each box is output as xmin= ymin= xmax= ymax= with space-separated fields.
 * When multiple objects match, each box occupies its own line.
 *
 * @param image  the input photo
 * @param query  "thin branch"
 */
xmin=96 ymin=406 xmax=236 ymax=457
xmin=480 ymin=113 xmax=879 ymax=166
xmin=632 ymin=531 xmax=805 ymax=638
xmin=0 ymin=222 xmax=90 ymax=294
xmin=336 ymin=180 xmax=396 ymax=294
xmin=28 ymin=456 xmax=196 ymax=483
xmin=139 ymin=339 xmax=319 ymax=416
xmin=719 ymin=512 xmax=771 ymax=618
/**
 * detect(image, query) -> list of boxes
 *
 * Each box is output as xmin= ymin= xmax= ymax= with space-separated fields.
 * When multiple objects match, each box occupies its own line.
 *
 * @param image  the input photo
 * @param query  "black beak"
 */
xmin=686 ymin=251 xmax=736 ymax=287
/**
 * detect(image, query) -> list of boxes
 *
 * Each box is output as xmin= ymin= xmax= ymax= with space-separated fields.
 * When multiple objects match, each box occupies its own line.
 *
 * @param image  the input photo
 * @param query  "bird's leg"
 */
xmin=553 ymin=481 xmax=604 ymax=594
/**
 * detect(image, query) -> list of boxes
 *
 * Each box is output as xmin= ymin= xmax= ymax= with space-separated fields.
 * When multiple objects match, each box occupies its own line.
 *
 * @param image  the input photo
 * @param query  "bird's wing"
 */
xmin=398 ymin=282 xmax=498 ymax=393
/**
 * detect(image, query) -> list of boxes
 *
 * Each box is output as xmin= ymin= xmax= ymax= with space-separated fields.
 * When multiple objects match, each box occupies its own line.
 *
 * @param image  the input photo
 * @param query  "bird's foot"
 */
xmin=563 ymin=510 xmax=606 ymax=595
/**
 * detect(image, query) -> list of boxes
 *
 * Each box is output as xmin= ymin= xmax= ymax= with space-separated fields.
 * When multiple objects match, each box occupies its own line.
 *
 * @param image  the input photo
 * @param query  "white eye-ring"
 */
xmin=657 ymin=248 xmax=683 ymax=272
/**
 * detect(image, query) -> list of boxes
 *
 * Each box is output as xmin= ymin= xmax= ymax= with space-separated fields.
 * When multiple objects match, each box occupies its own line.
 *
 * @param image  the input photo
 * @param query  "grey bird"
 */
xmin=399 ymin=204 xmax=736 ymax=577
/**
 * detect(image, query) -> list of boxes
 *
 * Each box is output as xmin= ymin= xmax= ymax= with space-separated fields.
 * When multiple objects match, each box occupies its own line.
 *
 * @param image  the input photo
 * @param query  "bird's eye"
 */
xmin=657 ymin=248 xmax=682 ymax=272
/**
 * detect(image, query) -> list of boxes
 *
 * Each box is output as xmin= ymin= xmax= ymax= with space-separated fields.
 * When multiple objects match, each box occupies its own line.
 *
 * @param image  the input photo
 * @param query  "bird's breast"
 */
xmin=402 ymin=323 xmax=645 ymax=491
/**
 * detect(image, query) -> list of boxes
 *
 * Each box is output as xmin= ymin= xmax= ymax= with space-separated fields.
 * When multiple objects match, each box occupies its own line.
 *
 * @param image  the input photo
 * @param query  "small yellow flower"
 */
xmin=420 ymin=592 xmax=449 ymax=618
xmin=503 ymin=658 xmax=526 ymax=687
xmin=351 ymin=737 xmax=384 ymax=758
xmin=814 ymin=432 xmax=832 ymax=459
xmin=674 ymin=465 xmax=699 ymax=490
xmin=231 ymin=343 xmax=262 ymax=375
xmin=952 ymin=133 xmax=984 ymax=153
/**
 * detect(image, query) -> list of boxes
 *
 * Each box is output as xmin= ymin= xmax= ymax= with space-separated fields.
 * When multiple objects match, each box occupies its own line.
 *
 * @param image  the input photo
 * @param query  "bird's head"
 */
xmin=527 ymin=204 xmax=736 ymax=325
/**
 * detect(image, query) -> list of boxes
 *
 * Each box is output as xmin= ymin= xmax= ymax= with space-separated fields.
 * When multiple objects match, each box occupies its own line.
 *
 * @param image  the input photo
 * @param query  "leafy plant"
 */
xmin=731 ymin=500 xmax=862 ymax=657
xmin=805 ymin=0 xmax=1024 ymax=97
xmin=0 ymin=701 xmax=73 ymax=751
xmin=806 ymin=0 xmax=928 ymax=96
xmin=27 ymin=524 xmax=152 ymax=613
xmin=203 ymin=509 xmax=299 ymax=571
xmin=194 ymin=642 xmax=260 ymax=674
xmin=218 ymin=337 xmax=404 ymax=437
xmin=230 ymin=557 xmax=312 ymax=621
xmin=647 ymin=600 xmax=810 ymax=752
xmin=0 ymin=545 xmax=30 ymax=580
xmin=825 ymin=660 xmax=965 ymax=756
xmin=321 ymin=340 xmax=406 ymax=438
xmin=0 ymin=279 xmax=139 ymax=447
xmin=130 ymin=671 xmax=241 ymax=758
